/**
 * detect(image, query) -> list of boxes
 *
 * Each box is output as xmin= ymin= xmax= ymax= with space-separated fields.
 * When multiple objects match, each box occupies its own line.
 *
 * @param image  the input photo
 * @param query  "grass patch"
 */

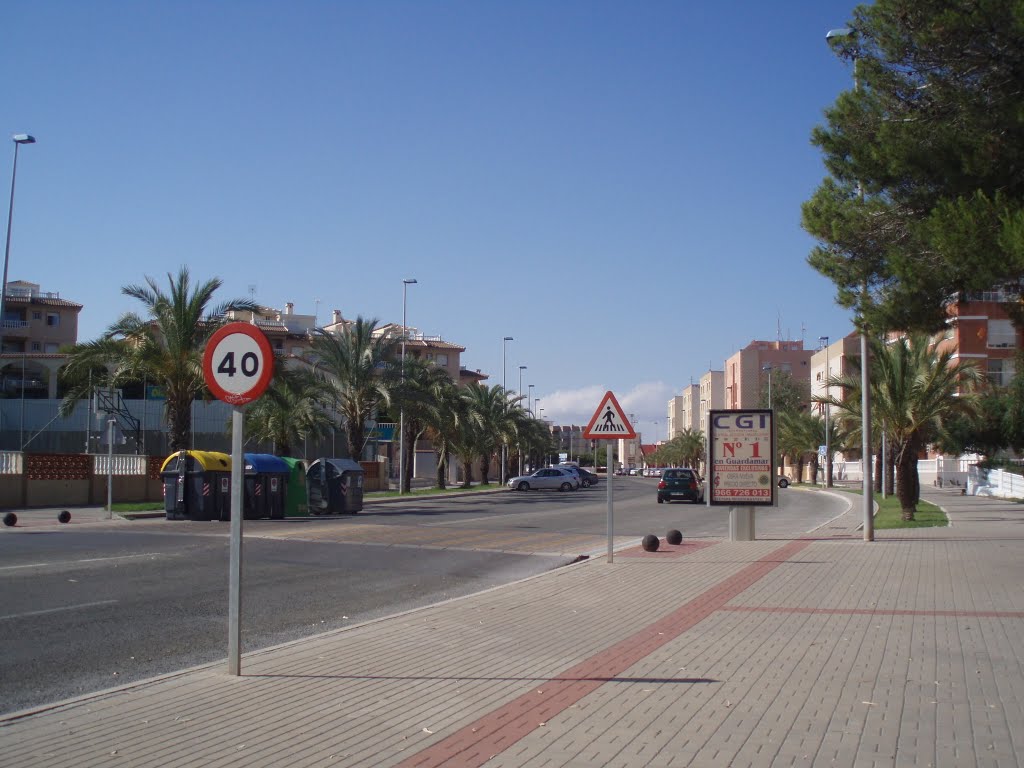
xmin=833 ymin=487 xmax=947 ymax=528
xmin=874 ymin=495 xmax=947 ymax=528
xmin=112 ymin=502 xmax=165 ymax=512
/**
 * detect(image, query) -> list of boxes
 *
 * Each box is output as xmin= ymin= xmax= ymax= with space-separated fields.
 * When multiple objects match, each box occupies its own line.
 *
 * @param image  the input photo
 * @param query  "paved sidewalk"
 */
xmin=2 ymin=488 xmax=1023 ymax=767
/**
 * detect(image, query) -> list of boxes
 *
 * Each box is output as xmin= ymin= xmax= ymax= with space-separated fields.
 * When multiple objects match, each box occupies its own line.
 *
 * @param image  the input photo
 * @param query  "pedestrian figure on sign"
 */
xmin=602 ymin=407 xmax=616 ymax=430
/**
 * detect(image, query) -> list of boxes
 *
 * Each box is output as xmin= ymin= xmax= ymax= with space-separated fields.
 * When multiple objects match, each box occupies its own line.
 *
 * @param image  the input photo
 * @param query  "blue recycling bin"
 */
xmin=243 ymin=453 xmax=290 ymax=519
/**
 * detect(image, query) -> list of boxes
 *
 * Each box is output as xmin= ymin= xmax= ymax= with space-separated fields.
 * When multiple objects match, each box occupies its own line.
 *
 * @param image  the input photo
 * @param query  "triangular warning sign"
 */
xmin=583 ymin=391 xmax=636 ymax=439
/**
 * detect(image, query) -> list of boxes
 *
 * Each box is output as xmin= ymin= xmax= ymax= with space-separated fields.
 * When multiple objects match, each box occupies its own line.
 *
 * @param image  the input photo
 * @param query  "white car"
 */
xmin=507 ymin=467 xmax=580 ymax=492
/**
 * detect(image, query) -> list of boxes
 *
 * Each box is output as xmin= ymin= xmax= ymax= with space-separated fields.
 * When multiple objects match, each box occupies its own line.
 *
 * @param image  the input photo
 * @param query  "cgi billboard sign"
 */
xmin=708 ymin=410 xmax=775 ymax=506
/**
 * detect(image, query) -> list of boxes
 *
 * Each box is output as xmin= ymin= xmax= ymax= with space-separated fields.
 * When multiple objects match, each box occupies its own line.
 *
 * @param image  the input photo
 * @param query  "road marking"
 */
xmin=0 ymin=552 xmax=172 ymax=571
xmin=0 ymin=600 xmax=118 ymax=621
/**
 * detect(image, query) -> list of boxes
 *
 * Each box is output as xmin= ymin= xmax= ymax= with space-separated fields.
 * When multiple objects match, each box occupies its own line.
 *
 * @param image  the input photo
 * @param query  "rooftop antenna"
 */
xmin=777 ymin=312 xmax=782 ymax=342
xmin=314 ymin=297 xmax=320 ymax=325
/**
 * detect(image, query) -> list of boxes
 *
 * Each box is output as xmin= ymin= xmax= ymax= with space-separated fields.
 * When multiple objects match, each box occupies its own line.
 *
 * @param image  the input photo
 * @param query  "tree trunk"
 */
xmin=167 ymin=395 xmax=192 ymax=452
xmin=479 ymin=453 xmax=490 ymax=485
xmin=885 ymin=442 xmax=896 ymax=496
xmin=436 ymin=454 xmax=446 ymax=489
xmin=896 ymin=443 xmax=919 ymax=521
xmin=874 ymin=450 xmax=884 ymax=494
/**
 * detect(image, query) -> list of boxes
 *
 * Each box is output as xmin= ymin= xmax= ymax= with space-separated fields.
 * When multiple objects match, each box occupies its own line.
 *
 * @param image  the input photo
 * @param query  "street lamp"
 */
xmin=819 ymin=335 xmax=831 ymax=488
xmin=534 ymin=398 xmax=540 ymax=418
xmin=528 ymin=384 xmax=534 ymax=417
xmin=501 ymin=336 xmax=513 ymax=483
xmin=399 ymin=278 xmax=417 ymax=494
xmin=827 ymin=25 xmax=873 ymax=540
xmin=1 ymin=134 xmax=36 ymax=354
xmin=762 ymin=365 xmax=773 ymax=410
xmin=518 ymin=365 xmax=527 ymax=474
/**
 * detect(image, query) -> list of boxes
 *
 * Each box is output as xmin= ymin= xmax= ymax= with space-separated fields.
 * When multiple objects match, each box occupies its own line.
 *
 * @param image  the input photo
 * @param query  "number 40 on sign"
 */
xmin=203 ymin=323 xmax=275 ymax=406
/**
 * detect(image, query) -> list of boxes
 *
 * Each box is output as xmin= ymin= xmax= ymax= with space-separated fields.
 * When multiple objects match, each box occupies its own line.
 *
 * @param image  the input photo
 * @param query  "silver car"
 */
xmin=507 ymin=467 xmax=579 ymax=492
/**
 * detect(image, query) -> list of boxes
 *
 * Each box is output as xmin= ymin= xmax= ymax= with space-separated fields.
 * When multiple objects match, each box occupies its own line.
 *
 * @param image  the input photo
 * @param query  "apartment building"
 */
xmin=723 ymin=340 xmax=813 ymax=409
xmin=809 ymin=334 xmax=860 ymax=417
xmin=667 ymin=382 xmax=699 ymax=440
xmin=0 ymin=281 xmax=82 ymax=398
xmin=226 ymin=304 xmax=467 ymax=383
xmin=936 ymin=290 xmax=1022 ymax=386
xmin=698 ymin=370 xmax=724 ymax=435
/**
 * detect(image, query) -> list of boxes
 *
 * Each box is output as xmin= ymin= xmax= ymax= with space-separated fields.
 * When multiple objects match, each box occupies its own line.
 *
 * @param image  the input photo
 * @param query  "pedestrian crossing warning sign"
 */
xmin=583 ymin=391 xmax=636 ymax=439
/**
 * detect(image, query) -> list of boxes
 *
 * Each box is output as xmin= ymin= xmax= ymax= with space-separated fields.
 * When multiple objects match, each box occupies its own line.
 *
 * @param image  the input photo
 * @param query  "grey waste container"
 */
xmin=159 ymin=450 xmax=232 ymax=521
xmin=306 ymin=458 xmax=365 ymax=514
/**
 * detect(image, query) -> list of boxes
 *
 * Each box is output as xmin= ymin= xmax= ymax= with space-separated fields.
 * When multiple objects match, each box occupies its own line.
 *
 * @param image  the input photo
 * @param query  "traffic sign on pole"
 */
xmin=203 ymin=323 xmax=275 ymax=405
xmin=583 ymin=391 xmax=636 ymax=439
xmin=202 ymin=322 xmax=274 ymax=676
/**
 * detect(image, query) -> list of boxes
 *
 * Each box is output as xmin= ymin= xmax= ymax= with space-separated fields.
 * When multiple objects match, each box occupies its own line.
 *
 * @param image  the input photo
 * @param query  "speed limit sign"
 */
xmin=203 ymin=323 xmax=275 ymax=405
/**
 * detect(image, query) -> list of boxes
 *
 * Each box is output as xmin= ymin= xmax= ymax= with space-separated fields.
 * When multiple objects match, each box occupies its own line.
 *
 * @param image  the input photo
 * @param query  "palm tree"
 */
xmin=243 ymin=362 xmax=335 ymax=456
xmin=391 ymin=357 xmax=453 ymax=492
xmin=421 ymin=375 xmax=467 ymax=490
xmin=308 ymin=317 xmax=398 ymax=461
xmin=59 ymin=268 xmax=258 ymax=451
xmin=819 ymin=334 xmax=982 ymax=519
xmin=460 ymin=383 xmax=514 ymax=485
xmin=778 ymin=411 xmax=823 ymax=483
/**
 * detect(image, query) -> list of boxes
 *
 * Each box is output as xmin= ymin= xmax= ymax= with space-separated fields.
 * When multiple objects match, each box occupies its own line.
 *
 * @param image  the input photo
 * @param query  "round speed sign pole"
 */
xmin=203 ymin=323 xmax=274 ymax=676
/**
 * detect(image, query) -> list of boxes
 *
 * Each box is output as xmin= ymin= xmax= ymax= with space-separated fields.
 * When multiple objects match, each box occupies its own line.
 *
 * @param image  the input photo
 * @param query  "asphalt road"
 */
xmin=0 ymin=477 xmax=848 ymax=715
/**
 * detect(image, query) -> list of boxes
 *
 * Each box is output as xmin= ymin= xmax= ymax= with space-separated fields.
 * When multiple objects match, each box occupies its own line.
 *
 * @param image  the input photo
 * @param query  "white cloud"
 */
xmin=539 ymin=381 xmax=675 ymax=435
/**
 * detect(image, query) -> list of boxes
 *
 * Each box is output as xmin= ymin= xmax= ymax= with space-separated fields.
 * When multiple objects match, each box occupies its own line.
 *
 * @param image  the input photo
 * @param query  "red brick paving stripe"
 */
xmin=396 ymin=539 xmax=812 ymax=768
xmin=722 ymin=606 xmax=1024 ymax=618
xmin=617 ymin=539 xmax=717 ymax=558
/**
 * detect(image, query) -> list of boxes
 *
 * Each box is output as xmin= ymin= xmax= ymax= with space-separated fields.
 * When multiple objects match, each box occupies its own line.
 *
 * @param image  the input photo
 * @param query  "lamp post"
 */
xmin=501 ymin=336 xmax=513 ymax=483
xmin=1 ymin=134 xmax=36 ymax=354
xmin=518 ymin=365 xmax=527 ymax=474
xmin=399 ymin=278 xmax=417 ymax=494
xmin=827 ymin=26 xmax=873 ymax=540
xmin=819 ymin=335 xmax=831 ymax=487
xmin=528 ymin=384 xmax=534 ymax=417
xmin=762 ymin=365 xmax=773 ymax=409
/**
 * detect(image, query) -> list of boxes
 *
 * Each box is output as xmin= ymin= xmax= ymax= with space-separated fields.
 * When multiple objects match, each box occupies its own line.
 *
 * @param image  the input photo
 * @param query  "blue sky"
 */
xmin=5 ymin=0 xmax=861 ymax=440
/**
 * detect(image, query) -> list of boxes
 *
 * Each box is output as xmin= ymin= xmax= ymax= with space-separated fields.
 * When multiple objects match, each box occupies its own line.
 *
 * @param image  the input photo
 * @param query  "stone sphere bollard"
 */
xmin=642 ymin=534 xmax=660 ymax=552
xmin=58 ymin=510 xmax=71 ymax=524
xmin=3 ymin=512 xmax=17 ymax=527
xmin=666 ymin=529 xmax=683 ymax=546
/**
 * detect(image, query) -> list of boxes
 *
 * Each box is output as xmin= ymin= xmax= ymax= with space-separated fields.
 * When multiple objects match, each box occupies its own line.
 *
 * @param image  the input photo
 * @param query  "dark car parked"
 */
xmin=575 ymin=468 xmax=600 ymax=487
xmin=656 ymin=468 xmax=704 ymax=504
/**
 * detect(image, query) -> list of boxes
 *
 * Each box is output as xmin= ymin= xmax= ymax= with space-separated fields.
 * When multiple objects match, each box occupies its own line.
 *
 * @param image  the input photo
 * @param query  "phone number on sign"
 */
xmin=715 ymin=489 xmax=771 ymax=498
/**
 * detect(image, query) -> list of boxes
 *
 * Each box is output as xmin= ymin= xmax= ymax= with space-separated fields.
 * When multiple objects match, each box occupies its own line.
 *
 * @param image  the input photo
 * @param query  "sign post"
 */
xmin=202 ymin=322 xmax=274 ymax=676
xmin=708 ymin=410 xmax=775 ymax=541
xmin=583 ymin=391 xmax=635 ymax=563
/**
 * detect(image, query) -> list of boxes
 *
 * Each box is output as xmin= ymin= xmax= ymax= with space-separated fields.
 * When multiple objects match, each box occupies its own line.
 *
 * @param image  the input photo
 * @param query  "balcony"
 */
xmin=0 ymin=320 xmax=29 ymax=335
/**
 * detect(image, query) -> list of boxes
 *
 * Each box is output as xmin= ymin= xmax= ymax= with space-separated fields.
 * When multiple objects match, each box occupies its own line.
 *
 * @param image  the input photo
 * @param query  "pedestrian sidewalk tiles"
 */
xmin=1 ymin=488 xmax=1023 ymax=767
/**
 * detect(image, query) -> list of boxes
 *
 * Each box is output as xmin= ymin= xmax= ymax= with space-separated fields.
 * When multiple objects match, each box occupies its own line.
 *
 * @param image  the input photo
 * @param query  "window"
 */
xmin=44 ymin=343 xmax=59 ymax=353
xmin=46 ymin=313 xmax=59 ymax=327
xmin=32 ymin=311 xmax=41 ymax=321
xmin=436 ymin=354 xmax=448 ymax=366
xmin=987 ymin=319 xmax=1016 ymax=348
xmin=31 ymin=342 xmax=41 ymax=351
xmin=989 ymin=358 xmax=1016 ymax=387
